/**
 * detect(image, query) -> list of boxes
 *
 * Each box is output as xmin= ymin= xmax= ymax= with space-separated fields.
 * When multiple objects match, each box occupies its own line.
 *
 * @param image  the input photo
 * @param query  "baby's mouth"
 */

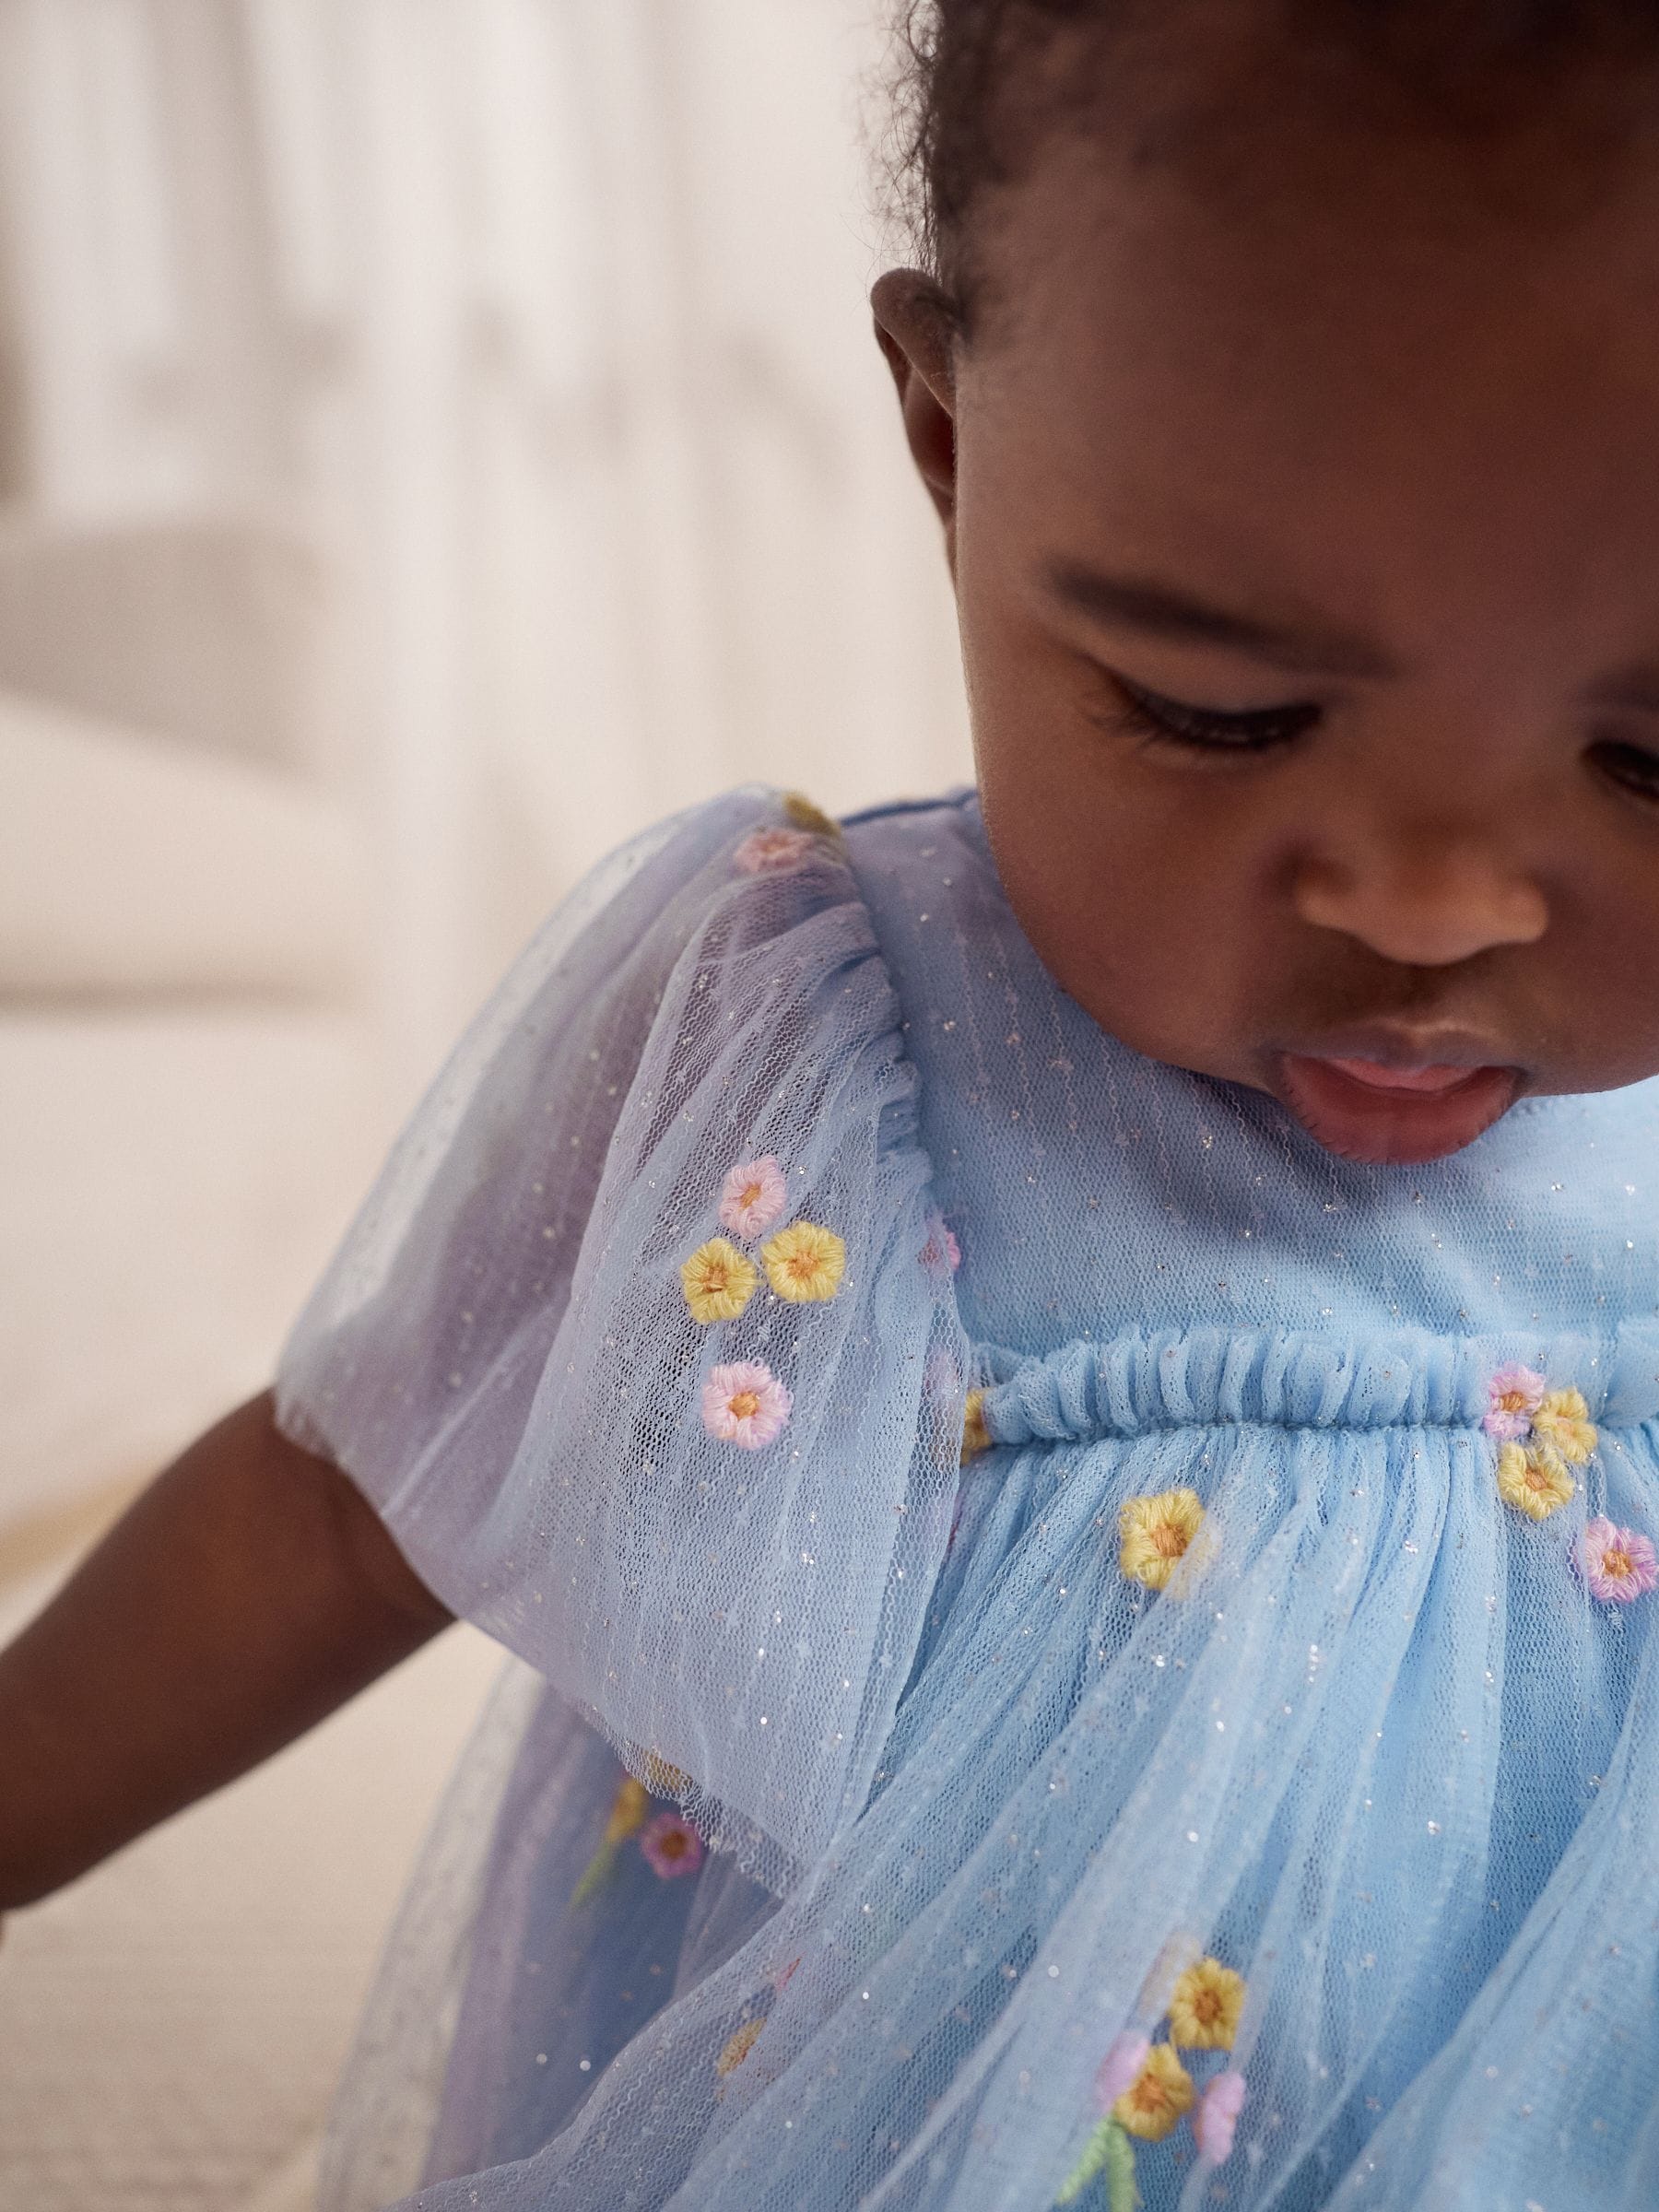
xmin=1276 ymin=1051 xmax=1523 ymax=1165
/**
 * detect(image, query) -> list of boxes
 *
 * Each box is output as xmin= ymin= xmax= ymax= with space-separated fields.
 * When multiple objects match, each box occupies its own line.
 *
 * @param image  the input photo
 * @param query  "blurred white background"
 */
xmin=0 ymin=0 xmax=968 ymax=1543
xmin=0 ymin=5 xmax=967 ymax=2205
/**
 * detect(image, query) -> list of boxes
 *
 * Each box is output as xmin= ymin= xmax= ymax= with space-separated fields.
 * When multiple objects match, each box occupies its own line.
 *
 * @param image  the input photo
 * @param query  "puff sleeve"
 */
xmin=274 ymin=788 xmax=969 ymax=1889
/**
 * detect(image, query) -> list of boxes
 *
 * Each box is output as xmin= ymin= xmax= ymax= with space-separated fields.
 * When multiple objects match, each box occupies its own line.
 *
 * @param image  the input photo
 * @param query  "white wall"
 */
xmin=0 ymin=0 xmax=971 ymax=1078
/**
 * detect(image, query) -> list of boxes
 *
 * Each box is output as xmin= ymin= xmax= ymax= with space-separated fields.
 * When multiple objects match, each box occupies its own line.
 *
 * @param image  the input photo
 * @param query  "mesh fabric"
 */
xmin=277 ymin=788 xmax=1659 ymax=2210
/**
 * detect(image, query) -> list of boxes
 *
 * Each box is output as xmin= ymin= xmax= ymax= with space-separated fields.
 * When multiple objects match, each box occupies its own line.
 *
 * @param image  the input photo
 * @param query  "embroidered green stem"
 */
xmin=1103 ymin=2123 xmax=1141 ymax=2212
xmin=571 ymin=1776 xmax=652 ymax=1906
xmin=570 ymin=1838 xmax=618 ymax=1907
xmin=1056 ymin=2119 xmax=1140 ymax=2210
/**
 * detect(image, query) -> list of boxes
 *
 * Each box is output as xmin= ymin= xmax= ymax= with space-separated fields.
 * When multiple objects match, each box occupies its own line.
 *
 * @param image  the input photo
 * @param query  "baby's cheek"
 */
xmin=982 ymin=782 xmax=1271 ymax=1080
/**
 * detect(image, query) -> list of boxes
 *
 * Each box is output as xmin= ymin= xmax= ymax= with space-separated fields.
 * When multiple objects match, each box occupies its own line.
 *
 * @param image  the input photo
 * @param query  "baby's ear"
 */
xmin=870 ymin=269 xmax=959 ymax=540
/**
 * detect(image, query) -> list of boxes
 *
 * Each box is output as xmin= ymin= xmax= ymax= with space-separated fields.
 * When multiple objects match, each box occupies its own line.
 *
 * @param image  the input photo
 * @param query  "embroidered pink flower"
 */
xmin=1194 ymin=2069 xmax=1248 ymax=2163
xmin=1484 ymin=1362 xmax=1547 ymax=1441
xmin=735 ymin=827 xmax=814 ymax=876
xmin=719 ymin=1155 xmax=788 ymax=1240
xmin=640 ymin=1810 xmax=704 ymax=1879
xmin=702 ymin=1361 xmax=792 ymax=1449
xmin=920 ymin=1220 xmax=962 ymax=1277
xmin=1578 ymin=1516 xmax=1659 ymax=1603
xmin=1093 ymin=2031 xmax=1151 ymax=2112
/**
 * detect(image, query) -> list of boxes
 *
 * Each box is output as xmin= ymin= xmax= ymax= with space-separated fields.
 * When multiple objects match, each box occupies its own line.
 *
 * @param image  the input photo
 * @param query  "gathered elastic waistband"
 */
xmin=974 ymin=1324 xmax=1659 ymax=1445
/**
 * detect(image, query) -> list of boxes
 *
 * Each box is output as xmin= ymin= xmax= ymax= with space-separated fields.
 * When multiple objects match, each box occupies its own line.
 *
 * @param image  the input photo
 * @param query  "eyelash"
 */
xmin=1094 ymin=669 xmax=1322 ymax=755
xmin=1090 ymin=668 xmax=1659 ymax=807
xmin=1589 ymin=738 xmax=1659 ymax=804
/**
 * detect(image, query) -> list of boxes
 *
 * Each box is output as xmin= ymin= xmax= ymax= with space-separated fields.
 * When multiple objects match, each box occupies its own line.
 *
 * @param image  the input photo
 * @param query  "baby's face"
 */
xmin=877 ymin=76 xmax=1659 ymax=1165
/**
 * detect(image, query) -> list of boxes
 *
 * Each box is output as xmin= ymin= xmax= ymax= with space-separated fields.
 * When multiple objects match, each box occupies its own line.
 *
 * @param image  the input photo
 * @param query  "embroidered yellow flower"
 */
xmin=1497 ymin=1439 xmax=1575 ymax=1522
xmin=603 ymin=1776 xmax=650 ymax=1846
xmin=960 ymin=1388 xmax=991 ymax=1462
xmin=1119 ymin=1488 xmax=1207 ymax=1592
xmin=715 ymin=2018 xmax=765 ymax=2077
xmin=1530 ymin=1387 xmax=1597 ymax=1466
xmin=1112 ymin=2042 xmax=1195 ymax=2142
xmin=782 ymin=791 xmax=842 ymax=840
xmin=1170 ymin=1956 xmax=1246 ymax=2051
xmin=681 ymin=1238 xmax=759 ymax=1324
xmin=761 ymin=1221 xmax=846 ymax=1304
xmin=641 ymin=1753 xmax=693 ymax=1799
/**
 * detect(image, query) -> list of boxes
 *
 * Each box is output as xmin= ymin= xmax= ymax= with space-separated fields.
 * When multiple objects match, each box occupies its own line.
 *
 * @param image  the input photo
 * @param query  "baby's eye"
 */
xmin=1587 ymin=736 xmax=1659 ymax=803
xmin=1099 ymin=669 xmax=1321 ymax=754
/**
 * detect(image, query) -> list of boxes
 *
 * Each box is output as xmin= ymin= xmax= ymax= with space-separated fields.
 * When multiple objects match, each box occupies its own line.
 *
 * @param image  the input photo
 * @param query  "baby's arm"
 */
xmin=0 ymin=1394 xmax=453 ymax=1910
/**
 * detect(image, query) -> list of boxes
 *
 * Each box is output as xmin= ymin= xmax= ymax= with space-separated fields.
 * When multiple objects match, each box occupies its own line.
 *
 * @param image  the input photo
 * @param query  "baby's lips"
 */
xmin=1276 ymin=1052 xmax=1523 ymax=1165
xmin=1320 ymin=1054 xmax=1488 ymax=1095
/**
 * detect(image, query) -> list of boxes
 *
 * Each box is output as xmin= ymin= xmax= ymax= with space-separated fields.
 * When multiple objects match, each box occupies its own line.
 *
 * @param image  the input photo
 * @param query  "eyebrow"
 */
xmin=1043 ymin=559 xmax=1405 ymax=680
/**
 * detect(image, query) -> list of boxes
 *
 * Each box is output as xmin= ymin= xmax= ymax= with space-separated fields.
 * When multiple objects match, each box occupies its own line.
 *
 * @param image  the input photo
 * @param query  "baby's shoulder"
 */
xmin=839 ymin=785 xmax=985 ymax=894
xmin=836 ymin=786 xmax=1018 ymax=1003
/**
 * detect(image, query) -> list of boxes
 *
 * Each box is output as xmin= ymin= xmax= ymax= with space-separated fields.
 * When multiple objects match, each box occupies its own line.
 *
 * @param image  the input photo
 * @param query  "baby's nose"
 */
xmin=1292 ymin=839 xmax=1548 ymax=966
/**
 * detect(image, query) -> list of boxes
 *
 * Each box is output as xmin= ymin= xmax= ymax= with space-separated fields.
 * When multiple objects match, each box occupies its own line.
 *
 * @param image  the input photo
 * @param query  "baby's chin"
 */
xmin=1272 ymin=1054 xmax=1524 ymax=1166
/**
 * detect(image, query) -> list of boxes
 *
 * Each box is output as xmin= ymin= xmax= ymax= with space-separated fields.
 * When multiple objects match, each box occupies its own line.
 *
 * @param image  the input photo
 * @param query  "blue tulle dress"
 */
xmin=275 ymin=786 xmax=1659 ymax=2212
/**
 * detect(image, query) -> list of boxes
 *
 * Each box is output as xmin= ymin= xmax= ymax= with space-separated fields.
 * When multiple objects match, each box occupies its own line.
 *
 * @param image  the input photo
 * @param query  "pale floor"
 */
xmin=0 ymin=1555 xmax=502 ymax=2212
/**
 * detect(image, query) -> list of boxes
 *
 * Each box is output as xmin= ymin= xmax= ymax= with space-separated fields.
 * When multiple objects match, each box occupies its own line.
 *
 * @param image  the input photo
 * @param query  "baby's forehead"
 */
xmin=945 ymin=113 xmax=1659 ymax=711
xmin=963 ymin=62 xmax=1659 ymax=404
xmin=931 ymin=1 xmax=1659 ymax=336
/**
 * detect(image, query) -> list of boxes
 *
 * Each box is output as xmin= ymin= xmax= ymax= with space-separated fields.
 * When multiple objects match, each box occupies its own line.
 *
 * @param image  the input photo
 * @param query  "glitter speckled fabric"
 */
xmin=276 ymin=787 xmax=1659 ymax=2211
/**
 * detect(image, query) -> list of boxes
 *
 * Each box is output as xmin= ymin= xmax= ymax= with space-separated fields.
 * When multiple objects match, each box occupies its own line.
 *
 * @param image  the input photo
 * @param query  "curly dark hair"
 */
xmin=887 ymin=0 xmax=1659 ymax=309
xmin=887 ymin=0 xmax=1098 ymax=287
